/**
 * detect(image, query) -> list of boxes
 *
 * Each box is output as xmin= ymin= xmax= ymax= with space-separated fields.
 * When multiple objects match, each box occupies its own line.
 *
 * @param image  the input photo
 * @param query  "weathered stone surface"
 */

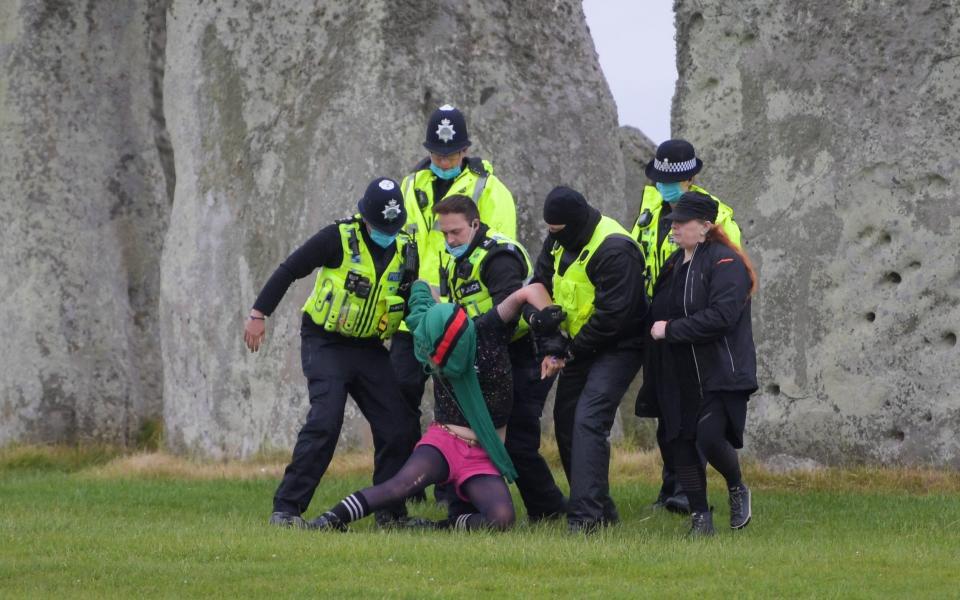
xmin=160 ymin=0 xmax=626 ymax=457
xmin=0 ymin=2 xmax=171 ymax=444
xmin=674 ymin=1 xmax=960 ymax=466
xmin=762 ymin=453 xmax=823 ymax=475
xmin=619 ymin=125 xmax=657 ymax=223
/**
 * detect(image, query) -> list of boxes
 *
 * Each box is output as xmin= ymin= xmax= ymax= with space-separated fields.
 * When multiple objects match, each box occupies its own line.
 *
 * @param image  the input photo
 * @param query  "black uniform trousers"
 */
xmin=504 ymin=339 xmax=566 ymax=519
xmin=388 ymin=331 xmax=428 ymax=444
xmin=554 ymin=346 xmax=643 ymax=525
xmin=273 ymin=333 xmax=419 ymax=516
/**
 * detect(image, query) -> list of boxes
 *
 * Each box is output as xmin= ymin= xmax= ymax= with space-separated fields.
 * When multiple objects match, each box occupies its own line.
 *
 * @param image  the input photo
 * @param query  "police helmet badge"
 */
xmin=382 ymin=198 xmax=402 ymax=221
xmin=436 ymin=118 xmax=456 ymax=143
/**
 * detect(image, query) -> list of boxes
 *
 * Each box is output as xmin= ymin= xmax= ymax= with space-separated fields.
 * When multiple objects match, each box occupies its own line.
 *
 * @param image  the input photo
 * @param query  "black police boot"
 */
xmin=308 ymin=511 xmax=348 ymax=532
xmin=601 ymin=500 xmax=620 ymax=527
xmin=664 ymin=493 xmax=691 ymax=515
xmin=728 ymin=482 xmax=752 ymax=530
xmin=652 ymin=492 xmax=670 ymax=510
xmin=688 ymin=511 xmax=716 ymax=537
xmin=567 ymin=519 xmax=602 ymax=535
xmin=268 ymin=511 xmax=307 ymax=529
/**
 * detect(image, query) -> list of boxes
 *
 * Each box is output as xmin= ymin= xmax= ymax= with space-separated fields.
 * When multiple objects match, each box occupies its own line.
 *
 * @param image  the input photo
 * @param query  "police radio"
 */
xmin=345 ymin=271 xmax=371 ymax=299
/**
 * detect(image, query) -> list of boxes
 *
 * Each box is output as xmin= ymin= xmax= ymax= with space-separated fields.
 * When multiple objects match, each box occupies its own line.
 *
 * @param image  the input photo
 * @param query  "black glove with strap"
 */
xmin=528 ymin=305 xmax=565 ymax=335
xmin=532 ymin=330 xmax=571 ymax=361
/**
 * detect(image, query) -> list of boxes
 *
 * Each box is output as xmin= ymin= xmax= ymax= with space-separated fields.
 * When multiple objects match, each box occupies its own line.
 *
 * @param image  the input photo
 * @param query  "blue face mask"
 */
xmin=368 ymin=228 xmax=397 ymax=249
xmin=656 ymin=181 xmax=684 ymax=203
xmin=430 ymin=163 xmax=462 ymax=180
xmin=445 ymin=240 xmax=470 ymax=258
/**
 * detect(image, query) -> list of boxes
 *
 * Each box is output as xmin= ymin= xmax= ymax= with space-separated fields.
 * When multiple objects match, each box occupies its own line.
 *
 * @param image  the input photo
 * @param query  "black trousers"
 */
xmin=273 ymin=334 xmax=419 ymax=516
xmin=554 ymin=347 xmax=643 ymax=524
xmin=504 ymin=340 xmax=566 ymax=519
xmin=388 ymin=332 xmax=428 ymax=443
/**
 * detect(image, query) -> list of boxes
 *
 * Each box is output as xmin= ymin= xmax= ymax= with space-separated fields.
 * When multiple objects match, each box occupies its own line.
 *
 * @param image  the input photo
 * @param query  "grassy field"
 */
xmin=1 ymin=444 xmax=958 ymax=599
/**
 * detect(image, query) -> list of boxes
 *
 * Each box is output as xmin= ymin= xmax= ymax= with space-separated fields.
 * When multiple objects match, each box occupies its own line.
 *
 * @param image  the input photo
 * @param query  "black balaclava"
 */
xmin=543 ymin=186 xmax=601 ymax=250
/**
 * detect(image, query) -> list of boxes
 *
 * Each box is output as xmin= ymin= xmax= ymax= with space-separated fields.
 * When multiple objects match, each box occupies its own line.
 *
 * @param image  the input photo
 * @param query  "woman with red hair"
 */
xmin=642 ymin=192 xmax=758 ymax=536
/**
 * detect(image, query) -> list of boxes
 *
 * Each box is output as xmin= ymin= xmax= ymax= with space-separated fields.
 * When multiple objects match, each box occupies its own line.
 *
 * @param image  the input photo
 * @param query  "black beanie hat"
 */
xmin=543 ymin=186 xmax=590 ymax=225
xmin=357 ymin=177 xmax=406 ymax=235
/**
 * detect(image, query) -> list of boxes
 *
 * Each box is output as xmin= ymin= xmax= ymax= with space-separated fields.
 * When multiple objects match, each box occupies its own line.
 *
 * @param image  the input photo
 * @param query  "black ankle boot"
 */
xmin=688 ymin=511 xmax=716 ymax=537
xmin=728 ymin=482 xmax=752 ymax=530
xmin=664 ymin=493 xmax=691 ymax=515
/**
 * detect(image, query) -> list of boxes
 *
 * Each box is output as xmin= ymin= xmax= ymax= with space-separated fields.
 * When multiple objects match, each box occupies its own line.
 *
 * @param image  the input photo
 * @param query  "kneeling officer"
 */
xmin=244 ymin=177 xmax=420 ymax=528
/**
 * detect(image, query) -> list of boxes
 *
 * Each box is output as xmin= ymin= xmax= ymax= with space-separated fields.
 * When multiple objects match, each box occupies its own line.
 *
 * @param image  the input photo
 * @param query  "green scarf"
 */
xmin=404 ymin=282 xmax=517 ymax=483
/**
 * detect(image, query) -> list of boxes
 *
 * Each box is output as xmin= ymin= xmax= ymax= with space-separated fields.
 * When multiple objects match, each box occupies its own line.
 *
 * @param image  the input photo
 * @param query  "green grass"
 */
xmin=0 ymin=446 xmax=958 ymax=599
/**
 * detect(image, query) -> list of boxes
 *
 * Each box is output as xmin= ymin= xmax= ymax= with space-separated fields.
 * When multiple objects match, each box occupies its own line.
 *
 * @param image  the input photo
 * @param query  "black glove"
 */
xmin=528 ymin=305 xmax=566 ymax=335
xmin=533 ymin=331 xmax=570 ymax=361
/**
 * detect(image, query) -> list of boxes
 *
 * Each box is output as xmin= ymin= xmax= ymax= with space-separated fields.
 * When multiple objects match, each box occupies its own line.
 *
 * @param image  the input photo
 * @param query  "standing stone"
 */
xmin=160 ymin=0 xmax=625 ymax=457
xmin=619 ymin=125 xmax=657 ymax=223
xmin=0 ymin=2 xmax=171 ymax=444
xmin=674 ymin=0 xmax=960 ymax=467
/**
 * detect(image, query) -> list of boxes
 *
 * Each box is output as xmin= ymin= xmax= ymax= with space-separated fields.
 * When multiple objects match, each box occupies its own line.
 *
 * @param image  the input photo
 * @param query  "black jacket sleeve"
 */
xmin=569 ymin=237 xmax=647 ymax=357
xmin=481 ymin=250 xmax=528 ymax=306
xmin=252 ymin=224 xmax=343 ymax=316
xmin=665 ymin=252 xmax=750 ymax=344
xmin=528 ymin=235 xmax=556 ymax=292
xmin=521 ymin=234 xmax=557 ymax=324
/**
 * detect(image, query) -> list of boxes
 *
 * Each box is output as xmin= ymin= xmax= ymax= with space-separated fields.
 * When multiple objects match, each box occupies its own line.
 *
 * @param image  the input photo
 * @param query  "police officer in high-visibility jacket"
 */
xmin=390 ymin=105 xmax=518 ymax=477
xmin=433 ymin=195 xmax=566 ymax=522
xmin=529 ymin=186 xmax=647 ymax=533
xmin=633 ymin=139 xmax=742 ymax=298
xmin=632 ymin=139 xmax=743 ymax=515
xmin=244 ymin=177 xmax=420 ymax=529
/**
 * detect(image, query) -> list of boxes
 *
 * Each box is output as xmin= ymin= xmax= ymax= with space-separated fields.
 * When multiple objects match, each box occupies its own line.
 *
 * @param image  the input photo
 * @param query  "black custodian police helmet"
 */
xmin=357 ymin=177 xmax=406 ymax=235
xmin=645 ymin=139 xmax=704 ymax=183
xmin=423 ymin=104 xmax=471 ymax=154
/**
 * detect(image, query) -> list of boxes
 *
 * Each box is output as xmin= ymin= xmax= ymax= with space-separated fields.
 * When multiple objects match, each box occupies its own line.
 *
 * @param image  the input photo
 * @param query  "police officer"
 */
xmin=530 ymin=186 xmax=647 ymax=533
xmin=632 ymin=139 xmax=743 ymax=514
xmin=390 ymin=104 xmax=518 ymax=486
xmin=244 ymin=177 xmax=420 ymax=528
xmin=433 ymin=194 xmax=567 ymax=522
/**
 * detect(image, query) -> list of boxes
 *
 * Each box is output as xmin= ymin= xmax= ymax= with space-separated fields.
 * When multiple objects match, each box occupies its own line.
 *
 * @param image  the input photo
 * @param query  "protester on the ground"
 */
xmin=309 ymin=280 xmax=565 ymax=532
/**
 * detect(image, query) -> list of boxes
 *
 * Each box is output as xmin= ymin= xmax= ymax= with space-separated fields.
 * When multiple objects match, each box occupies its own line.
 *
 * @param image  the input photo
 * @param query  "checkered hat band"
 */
xmin=654 ymin=157 xmax=697 ymax=173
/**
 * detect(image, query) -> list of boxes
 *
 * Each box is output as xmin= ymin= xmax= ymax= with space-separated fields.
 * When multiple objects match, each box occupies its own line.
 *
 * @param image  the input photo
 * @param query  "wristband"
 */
xmin=248 ymin=315 xmax=265 ymax=321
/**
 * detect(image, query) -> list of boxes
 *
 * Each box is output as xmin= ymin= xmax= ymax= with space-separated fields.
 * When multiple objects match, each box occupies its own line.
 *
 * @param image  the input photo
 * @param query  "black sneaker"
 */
xmin=308 ymin=511 xmax=348 ymax=532
xmin=688 ymin=511 xmax=715 ymax=537
xmin=268 ymin=511 xmax=307 ymax=529
xmin=729 ymin=482 xmax=752 ymax=530
xmin=664 ymin=493 xmax=691 ymax=515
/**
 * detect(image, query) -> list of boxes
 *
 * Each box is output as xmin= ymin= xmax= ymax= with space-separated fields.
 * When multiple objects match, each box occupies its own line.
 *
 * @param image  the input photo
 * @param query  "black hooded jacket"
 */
xmin=637 ymin=239 xmax=757 ymax=420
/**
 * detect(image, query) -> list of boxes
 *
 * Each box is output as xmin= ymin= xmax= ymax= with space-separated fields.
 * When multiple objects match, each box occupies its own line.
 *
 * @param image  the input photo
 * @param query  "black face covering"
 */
xmin=543 ymin=186 xmax=600 ymax=251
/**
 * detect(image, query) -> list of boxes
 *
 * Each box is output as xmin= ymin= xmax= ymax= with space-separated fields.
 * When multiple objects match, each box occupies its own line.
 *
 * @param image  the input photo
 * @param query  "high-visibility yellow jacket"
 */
xmin=301 ymin=216 xmax=413 ymax=339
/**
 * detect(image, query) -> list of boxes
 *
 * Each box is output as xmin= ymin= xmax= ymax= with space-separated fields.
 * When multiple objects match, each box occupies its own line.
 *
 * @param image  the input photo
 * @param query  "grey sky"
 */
xmin=582 ymin=0 xmax=677 ymax=144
